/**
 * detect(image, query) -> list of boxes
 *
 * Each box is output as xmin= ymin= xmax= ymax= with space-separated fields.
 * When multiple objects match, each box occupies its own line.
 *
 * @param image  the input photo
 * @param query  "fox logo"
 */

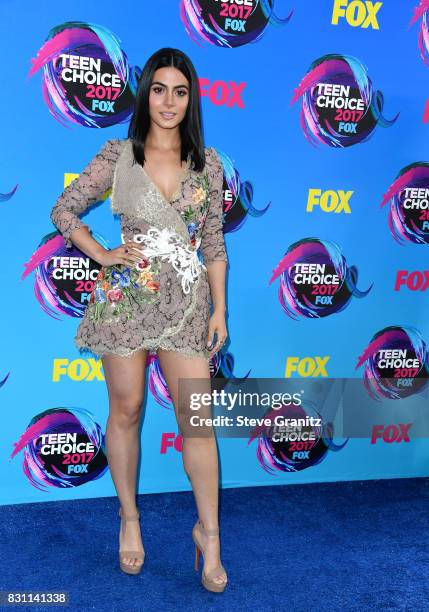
xmin=331 ymin=0 xmax=382 ymax=30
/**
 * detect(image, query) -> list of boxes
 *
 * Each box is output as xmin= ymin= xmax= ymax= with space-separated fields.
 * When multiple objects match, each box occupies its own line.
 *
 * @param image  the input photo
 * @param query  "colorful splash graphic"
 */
xmin=410 ymin=1 xmax=429 ymax=66
xmin=180 ymin=0 xmax=292 ymax=48
xmin=147 ymin=352 xmax=175 ymax=410
xmin=269 ymin=238 xmax=372 ymax=319
xmin=219 ymin=151 xmax=271 ymax=233
xmin=380 ymin=162 xmax=429 ymax=245
xmin=10 ymin=408 xmax=108 ymax=491
xmin=209 ymin=349 xmax=251 ymax=380
xmin=21 ymin=231 xmax=107 ymax=320
xmin=248 ymin=401 xmax=346 ymax=473
xmin=356 ymin=326 xmax=429 ymax=400
xmin=147 ymin=349 xmax=249 ymax=409
xmin=291 ymin=54 xmax=399 ymax=147
xmin=29 ymin=21 xmax=140 ymax=128
xmin=0 ymin=184 xmax=18 ymax=201
xmin=0 ymin=372 xmax=11 ymax=388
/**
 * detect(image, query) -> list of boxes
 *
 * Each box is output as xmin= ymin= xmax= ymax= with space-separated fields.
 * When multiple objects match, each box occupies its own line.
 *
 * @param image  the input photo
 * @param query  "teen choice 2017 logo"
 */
xmin=356 ymin=325 xmax=429 ymax=399
xmin=21 ymin=231 xmax=107 ymax=319
xmin=248 ymin=401 xmax=346 ymax=473
xmin=291 ymin=53 xmax=399 ymax=147
xmin=410 ymin=1 xmax=429 ymax=66
xmin=29 ymin=21 xmax=140 ymax=128
xmin=380 ymin=162 xmax=429 ymax=245
xmin=10 ymin=408 xmax=108 ymax=491
xmin=268 ymin=238 xmax=372 ymax=319
xmin=180 ymin=0 xmax=293 ymax=48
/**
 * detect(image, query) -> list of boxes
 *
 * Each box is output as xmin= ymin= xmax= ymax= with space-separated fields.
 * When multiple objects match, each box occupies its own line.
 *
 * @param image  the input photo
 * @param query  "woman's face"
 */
xmin=148 ymin=66 xmax=190 ymax=130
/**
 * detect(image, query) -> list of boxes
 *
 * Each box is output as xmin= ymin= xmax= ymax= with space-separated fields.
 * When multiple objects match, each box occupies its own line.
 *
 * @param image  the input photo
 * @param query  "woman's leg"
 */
xmin=157 ymin=349 xmax=227 ymax=585
xmin=102 ymin=349 xmax=148 ymax=569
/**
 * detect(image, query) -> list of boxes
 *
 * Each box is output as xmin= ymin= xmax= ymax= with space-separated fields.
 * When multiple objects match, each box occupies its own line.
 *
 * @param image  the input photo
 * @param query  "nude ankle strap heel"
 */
xmin=192 ymin=519 xmax=228 ymax=593
xmin=118 ymin=507 xmax=145 ymax=575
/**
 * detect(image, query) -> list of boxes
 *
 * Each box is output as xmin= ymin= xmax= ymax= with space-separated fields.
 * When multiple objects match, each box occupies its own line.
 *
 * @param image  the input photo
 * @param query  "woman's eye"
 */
xmin=152 ymin=87 xmax=186 ymax=96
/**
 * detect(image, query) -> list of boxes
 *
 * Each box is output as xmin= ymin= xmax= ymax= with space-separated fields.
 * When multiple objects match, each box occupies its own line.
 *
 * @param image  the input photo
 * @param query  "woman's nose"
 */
xmin=165 ymin=91 xmax=175 ymax=106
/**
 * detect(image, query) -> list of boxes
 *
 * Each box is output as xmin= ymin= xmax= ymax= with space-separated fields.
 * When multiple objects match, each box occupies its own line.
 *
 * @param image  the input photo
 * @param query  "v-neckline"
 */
xmin=141 ymin=154 xmax=192 ymax=204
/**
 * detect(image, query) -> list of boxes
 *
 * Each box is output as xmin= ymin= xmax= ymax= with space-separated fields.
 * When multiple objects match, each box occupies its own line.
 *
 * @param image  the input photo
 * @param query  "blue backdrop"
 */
xmin=1 ymin=0 xmax=428 ymax=505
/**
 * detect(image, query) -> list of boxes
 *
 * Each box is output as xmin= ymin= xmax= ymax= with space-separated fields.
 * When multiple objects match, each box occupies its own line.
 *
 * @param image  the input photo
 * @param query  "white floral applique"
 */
xmin=133 ymin=227 xmax=206 ymax=295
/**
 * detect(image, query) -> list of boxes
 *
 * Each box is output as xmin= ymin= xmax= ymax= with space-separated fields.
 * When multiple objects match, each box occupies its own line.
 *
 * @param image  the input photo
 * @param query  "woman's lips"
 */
xmin=160 ymin=112 xmax=176 ymax=120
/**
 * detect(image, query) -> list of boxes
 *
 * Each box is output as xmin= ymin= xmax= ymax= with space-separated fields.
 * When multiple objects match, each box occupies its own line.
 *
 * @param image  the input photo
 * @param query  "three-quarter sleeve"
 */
xmin=200 ymin=146 xmax=228 ymax=265
xmin=50 ymin=138 xmax=121 ymax=249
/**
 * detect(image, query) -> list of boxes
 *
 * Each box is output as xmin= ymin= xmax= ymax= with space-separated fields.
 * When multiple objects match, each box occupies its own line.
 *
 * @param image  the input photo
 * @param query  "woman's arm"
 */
xmin=201 ymin=147 xmax=229 ymax=356
xmin=200 ymin=147 xmax=228 ymax=313
xmin=50 ymin=139 xmax=121 ymax=264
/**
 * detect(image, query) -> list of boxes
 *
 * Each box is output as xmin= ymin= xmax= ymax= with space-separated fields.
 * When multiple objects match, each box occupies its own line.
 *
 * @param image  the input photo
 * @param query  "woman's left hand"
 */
xmin=207 ymin=308 xmax=228 ymax=358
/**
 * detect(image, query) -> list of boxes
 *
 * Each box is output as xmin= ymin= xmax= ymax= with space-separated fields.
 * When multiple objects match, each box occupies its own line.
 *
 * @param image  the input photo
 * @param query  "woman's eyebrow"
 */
xmin=151 ymin=81 xmax=189 ymax=89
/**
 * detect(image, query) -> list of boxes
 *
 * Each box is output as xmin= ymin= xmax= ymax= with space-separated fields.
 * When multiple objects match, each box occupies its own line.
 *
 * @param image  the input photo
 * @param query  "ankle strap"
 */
xmin=197 ymin=519 xmax=219 ymax=536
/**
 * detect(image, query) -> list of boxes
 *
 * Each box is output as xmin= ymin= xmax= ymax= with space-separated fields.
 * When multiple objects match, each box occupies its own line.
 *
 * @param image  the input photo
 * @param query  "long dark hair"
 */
xmin=127 ymin=47 xmax=206 ymax=172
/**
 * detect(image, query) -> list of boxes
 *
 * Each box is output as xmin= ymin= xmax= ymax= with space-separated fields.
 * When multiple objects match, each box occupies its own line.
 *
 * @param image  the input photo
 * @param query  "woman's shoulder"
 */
xmin=204 ymin=145 xmax=216 ymax=156
xmin=203 ymin=146 xmax=223 ymax=188
xmin=105 ymin=137 xmax=129 ymax=152
xmin=96 ymin=138 xmax=130 ymax=163
xmin=204 ymin=145 xmax=221 ymax=167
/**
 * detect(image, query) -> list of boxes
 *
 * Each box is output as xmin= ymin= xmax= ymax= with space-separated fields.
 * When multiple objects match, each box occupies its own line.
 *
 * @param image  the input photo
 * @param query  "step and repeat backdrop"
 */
xmin=1 ymin=1 xmax=429 ymax=505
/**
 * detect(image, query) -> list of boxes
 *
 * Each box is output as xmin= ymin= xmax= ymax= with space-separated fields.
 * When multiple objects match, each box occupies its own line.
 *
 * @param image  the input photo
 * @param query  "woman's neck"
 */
xmin=145 ymin=125 xmax=181 ymax=152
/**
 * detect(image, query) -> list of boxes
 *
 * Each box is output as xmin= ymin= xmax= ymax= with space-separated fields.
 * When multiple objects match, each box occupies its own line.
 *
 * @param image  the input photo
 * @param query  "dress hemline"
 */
xmin=74 ymin=338 xmax=211 ymax=363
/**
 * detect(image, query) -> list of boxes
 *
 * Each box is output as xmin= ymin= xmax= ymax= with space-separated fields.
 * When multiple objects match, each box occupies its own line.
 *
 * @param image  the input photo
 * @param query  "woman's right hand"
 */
xmin=98 ymin=241 xmax=146 ymax=268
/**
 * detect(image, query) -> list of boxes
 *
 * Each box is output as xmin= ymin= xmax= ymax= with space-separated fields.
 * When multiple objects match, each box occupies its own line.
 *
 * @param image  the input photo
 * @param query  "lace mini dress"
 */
xmin=50 ymin=138 xmax=228 ymax=362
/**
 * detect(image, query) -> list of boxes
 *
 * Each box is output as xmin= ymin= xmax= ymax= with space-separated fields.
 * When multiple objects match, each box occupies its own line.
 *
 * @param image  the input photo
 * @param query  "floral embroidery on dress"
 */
xmin=88 ymin=257 xmax=161 ymax=323
xmin=180 ymin=172 xmax=211 ymax=250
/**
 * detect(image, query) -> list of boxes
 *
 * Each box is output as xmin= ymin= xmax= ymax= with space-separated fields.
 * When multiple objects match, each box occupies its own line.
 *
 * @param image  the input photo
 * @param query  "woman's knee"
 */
xmin=108 ymin=394 xmax=144 ymax=427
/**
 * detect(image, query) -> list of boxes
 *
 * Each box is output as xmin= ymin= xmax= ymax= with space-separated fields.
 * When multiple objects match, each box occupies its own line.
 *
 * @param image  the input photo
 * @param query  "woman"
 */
xmin=50 ymin=47 xmax=229 ymax=593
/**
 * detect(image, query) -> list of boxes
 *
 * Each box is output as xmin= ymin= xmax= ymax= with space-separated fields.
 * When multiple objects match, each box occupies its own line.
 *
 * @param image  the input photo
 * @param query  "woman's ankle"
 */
xmin=199 ymin=518 xmax=220 ymax=531
xmin=119 ymin=503 xmax=139 ymax=515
